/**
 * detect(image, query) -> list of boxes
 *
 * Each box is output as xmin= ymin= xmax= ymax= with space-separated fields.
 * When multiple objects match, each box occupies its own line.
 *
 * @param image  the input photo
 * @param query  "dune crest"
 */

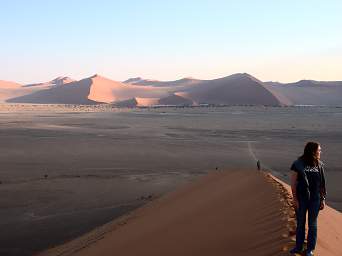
xmin=39 ymin=170 xmax=297 ymax=256
xmin=88 ymin=75 xmax=169 ymax=104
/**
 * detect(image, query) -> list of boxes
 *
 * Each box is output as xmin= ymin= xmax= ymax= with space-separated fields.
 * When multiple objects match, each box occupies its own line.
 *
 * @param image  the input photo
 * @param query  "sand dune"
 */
xmin=179 ymin=73 xmax=283 ymax=106
xmin=1 ymin=77 xmax=76 ymax=103
xmin=135 ymin=97 xmax=160 ymax=107
xmin=123 ymin=77 xmax=201 ymax=88
xmin=0 ymin=80 xmax=22 ymax=102
xmin=4 ymin=74 xmax=342 ymax=106
xmin=125 ymin=73 xmax=284 ymax=106
xmin=88 ymin=75 xmax=169 ymax=103
xmin=7 ymin=75 xmax=171 ymax=105
xmin=39 ymin=170 xmax=297 ymax=256
xmin=0 ymin=80 xmax=22 ymax=89
xmin=24 ymin=76 xmax=75 ymax=87
xmin=158 ymin=93 xmax=193 ymax=106
xmin=264 ymin=80 xmax=342 ymax=106
xmin=7 ymin=78 xmax=97 ymax=104
xmin=0 ymin=80 xmax=38 ymax=103
xmin=38 ymin=170 xmax=342 ymax=256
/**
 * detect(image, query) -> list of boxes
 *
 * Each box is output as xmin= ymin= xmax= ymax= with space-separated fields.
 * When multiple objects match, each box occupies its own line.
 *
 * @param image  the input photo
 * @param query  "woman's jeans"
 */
xmin=295 ymin=197 xmax=321 ymax=251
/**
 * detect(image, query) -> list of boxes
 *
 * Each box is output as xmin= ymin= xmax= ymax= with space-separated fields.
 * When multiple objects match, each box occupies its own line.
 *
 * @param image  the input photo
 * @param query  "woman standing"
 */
xmin=290 ymin=142 xmax=327 ymax=256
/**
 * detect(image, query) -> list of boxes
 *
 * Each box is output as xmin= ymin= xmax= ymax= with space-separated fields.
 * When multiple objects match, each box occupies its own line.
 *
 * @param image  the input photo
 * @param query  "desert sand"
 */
xmin=38 ymin=170 xmax=292 ymax=256
xmin=0 ymin=105 xmax=341 ymax=255
xmin=38 ymin=170 xmax=342 ymax=256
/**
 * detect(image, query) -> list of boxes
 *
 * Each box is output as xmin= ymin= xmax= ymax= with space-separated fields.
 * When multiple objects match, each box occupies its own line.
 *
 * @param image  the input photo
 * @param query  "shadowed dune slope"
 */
xmin=24 ymin=76 xmax=75 ymax=88
xmin=264 ymin=80 xmax=342 ymax=106
xmin=158 ymin=93 xmax=194 ymax=106
xmin=180 ymin=73 xmax=283 ymax=106
xmin=7 ymin=75 xmax=169 ymax=105
xmin=39 ymin=170 xmax=293 ymax=256
xmin=0 ymin=80 xmax=22 ymax=102
xmin=7 ymin=78 xmax=97 ymax=104
xmin=4 ymin=74 xmax=342 ymax=106
xmin=0 ymin=80 xmax=40 ymax=103
xmin=123 ymin=77 xmax=201 ymax=88
xmin=88 ymin=75 xmax=169 ymax=103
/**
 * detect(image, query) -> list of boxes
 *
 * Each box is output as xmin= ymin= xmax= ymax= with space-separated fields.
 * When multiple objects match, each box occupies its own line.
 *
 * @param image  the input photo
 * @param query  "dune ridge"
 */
xmin=38 ymin=170 xmax=300 ymax=256
xmin=3 ymin=73 xmax=342 ymax=106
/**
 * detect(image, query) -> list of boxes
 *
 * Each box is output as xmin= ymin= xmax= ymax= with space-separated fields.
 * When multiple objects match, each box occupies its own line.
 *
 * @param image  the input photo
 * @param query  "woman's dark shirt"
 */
xmin=291 ymin=158 xmax=322 ymax=200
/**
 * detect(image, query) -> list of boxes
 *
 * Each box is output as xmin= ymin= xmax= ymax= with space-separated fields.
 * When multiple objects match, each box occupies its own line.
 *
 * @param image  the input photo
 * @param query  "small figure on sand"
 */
xmin=256 ymin=160 xmax=261 ymax=171
xmin=289 ymin=142 xmax=327 ymax=256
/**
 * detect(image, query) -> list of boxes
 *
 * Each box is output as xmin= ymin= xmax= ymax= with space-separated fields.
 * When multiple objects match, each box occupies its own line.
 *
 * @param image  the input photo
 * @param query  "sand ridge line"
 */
xmin=38 ymin=170 xmax=294 ymax=256
xmin=263 ymin=172 xmax=297 ymax=252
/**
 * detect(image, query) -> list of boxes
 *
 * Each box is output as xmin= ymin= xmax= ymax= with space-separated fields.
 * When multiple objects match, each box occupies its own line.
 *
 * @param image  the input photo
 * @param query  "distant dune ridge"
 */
xmin=264 ymin=80 xmax=342 ymax=106
xmin=2 ymin=73 xmax=342 ymax=106
xmin=24 ymin=76 xmax=75 ymax=88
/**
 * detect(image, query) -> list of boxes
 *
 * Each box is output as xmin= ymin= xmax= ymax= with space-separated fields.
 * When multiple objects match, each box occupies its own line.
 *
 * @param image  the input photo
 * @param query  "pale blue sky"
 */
xmin=1 ymin=0 xmax=341 ymax=83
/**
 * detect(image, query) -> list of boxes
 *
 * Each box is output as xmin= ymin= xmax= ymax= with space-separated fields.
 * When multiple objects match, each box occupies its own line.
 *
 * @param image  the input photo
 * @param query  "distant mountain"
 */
xmin=3 ymin=74 xmax=342 ymax=106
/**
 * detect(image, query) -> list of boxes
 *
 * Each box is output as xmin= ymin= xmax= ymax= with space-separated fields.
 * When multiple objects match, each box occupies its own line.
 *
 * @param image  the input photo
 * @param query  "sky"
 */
xmin=1 ymin=0 xmax=341 ymax=84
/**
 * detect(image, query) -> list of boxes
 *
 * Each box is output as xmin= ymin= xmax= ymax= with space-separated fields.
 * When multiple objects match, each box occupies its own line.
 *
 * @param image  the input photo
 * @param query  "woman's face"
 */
xmin=316 ymin=145 xmax=322 ymax=160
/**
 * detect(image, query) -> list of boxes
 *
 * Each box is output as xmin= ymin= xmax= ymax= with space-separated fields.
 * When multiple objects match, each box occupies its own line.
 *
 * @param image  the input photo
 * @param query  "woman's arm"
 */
xmin=291 ymin=171 xmax=299 ymax=209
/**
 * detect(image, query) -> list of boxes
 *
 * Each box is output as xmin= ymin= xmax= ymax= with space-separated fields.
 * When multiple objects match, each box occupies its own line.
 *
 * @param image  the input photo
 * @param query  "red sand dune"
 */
xmin=4 ymin=74 xmax=342 ymax=106
xmin=7 ymin=75 xmax=170 ymax=105
xmin=179 ymin=73 xmax=283 ymax=106
xmin=88 ymin=75 xmax=169 ymax=103
xmin=38 ymin=170 xmax=342 ymax=256
xmin=123 ymin=77 xmax=201 ymax=88
xmin=158 ymin=93 xmax=193 ymax=106
xmin=264 ymin=80 xmax=342 ymax=106
xmin=24 ymin=76 xmax=75 ymax=88
xmin=0 ymin=80 xmax=27 ymax=102
xmin=1 ymin=77 xmax=76 ymax=103
xmin=38 ymin=170 xmax=297 ymax=256
xmin=6 ymin=77 xmax=97 ymax=104
xmin=0 ymin=80 xmax=22 ymax=89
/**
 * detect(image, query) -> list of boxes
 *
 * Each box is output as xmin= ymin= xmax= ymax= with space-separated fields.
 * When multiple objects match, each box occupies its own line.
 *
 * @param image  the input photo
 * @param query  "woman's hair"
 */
xmin=299 ymin=141 xmax=320 ymax=166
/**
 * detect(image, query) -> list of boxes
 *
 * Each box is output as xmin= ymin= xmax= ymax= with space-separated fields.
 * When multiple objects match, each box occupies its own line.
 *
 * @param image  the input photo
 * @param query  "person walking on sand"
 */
xmin=290 ymin=142 xmax=327 ymax=256
xmin=257 ymin=160 xmax=261 ymax=171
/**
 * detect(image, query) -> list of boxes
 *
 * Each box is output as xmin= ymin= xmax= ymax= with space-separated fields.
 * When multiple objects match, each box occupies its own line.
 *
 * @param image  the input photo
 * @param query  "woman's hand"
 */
xmin=320 ymin=199 xmax=325 ymax=210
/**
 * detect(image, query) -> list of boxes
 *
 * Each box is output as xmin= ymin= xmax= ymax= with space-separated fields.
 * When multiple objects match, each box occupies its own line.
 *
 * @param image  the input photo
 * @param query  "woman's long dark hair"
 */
xmin=299 ymin=141 xmax=320 ymax=167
